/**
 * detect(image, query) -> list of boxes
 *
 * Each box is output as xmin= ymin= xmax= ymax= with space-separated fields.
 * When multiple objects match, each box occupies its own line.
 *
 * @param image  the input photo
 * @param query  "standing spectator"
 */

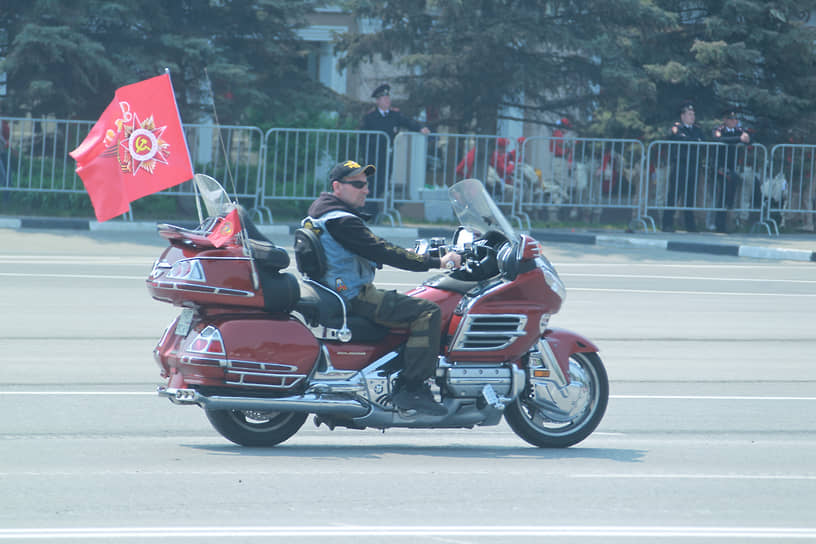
xmin=0 ymin=112 xmax=10 ymax=192
xmin=360 ymin=83 xmax=430 ymax=216
xmin=711 ymin=108 xmax=751 ymax=232
xmin=664 ymin=100 xmax=703 ymax=232
xmin=550 ymin=117 xmax=573 ymax=161
xmin=490 ymin=138 xmax=517 ymax=185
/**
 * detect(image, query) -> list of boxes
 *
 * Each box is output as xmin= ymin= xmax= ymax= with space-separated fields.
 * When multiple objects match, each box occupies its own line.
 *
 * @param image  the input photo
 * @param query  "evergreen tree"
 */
xmin=336 ymin=0 xmax=816 ymax=142
xmin=334 ymin=0 xmax=673 ymax=134
xmin=0 ymin=0 xmax=337 ymax=123
xmin=586 ymin=0 xmax=816 ymax=141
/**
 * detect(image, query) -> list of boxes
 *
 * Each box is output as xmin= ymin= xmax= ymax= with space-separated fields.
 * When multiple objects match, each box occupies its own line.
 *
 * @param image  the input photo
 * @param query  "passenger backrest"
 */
xmin=293 ymin=227 xmax=327 ymax=280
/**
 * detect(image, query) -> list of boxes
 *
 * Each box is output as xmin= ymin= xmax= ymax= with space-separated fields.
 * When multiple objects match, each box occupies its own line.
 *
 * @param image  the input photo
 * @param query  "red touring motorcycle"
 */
xmin=148 ymin=175 xmax=608 ymax=447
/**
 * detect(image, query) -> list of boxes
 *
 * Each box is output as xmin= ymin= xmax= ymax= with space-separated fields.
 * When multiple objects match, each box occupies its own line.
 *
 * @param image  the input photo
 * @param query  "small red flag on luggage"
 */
xmin=207 ymin=208 xmax=241 ymax=248
xmin=70 ymin=73 xmax=193 ymax=222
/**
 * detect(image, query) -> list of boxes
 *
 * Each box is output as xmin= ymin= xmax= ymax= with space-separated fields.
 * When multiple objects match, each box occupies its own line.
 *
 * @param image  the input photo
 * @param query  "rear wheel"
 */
xmin=505 ymin=351 xmax=608 ymax=448
xmin=205 ymin=409 xmax=307 ymax=447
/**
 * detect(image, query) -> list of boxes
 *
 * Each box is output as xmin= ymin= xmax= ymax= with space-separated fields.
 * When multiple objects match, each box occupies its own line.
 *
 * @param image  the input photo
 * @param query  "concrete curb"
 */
xmin=3 ymin=216 xmax=814 ymax=263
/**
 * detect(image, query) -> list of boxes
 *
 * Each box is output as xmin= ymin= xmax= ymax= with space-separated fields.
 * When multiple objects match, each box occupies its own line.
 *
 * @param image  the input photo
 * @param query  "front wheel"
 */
xmin=505 ymin=351 xmax=608 ymax=448
xmin=205 ymin=409 xmax=307 ymax=447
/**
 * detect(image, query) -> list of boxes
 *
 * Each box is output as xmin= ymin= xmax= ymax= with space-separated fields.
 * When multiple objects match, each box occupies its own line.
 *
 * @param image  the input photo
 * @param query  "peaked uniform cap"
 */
xmin=371 ymin=83 xmax=391 ymax=98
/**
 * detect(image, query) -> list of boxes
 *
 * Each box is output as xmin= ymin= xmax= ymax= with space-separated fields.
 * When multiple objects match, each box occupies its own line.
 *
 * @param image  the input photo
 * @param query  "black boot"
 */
xmin=392 ymin=378 xmax=446 ymax=416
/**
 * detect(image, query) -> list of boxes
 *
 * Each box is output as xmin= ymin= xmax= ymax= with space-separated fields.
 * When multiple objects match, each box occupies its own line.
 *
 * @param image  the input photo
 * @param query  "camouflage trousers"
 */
xmin=350 ymin=283 xmax=442 ymax=385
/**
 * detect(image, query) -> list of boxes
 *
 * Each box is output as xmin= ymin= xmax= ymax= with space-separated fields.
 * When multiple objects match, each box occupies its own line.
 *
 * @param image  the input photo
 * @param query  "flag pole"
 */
xmin=164 ymin=68 xmax=203 ymax=226
xmin=202 ymin=67 xmax=258 ymax=289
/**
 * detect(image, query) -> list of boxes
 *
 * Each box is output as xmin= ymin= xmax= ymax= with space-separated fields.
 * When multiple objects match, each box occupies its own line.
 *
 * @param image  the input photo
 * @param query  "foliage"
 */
xmin=335 ymin=0 xmax=816 ymax=142
xmin=0 ymin=0 xmax=342 ymax=124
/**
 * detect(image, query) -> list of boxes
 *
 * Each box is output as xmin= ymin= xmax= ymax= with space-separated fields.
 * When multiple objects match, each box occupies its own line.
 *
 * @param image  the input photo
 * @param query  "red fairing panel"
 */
xmin=446 ymin=268 xmax=561 ymax=363
xmin=544 ymin=327 xmax=599 ymax=375
xmin=217 ymin=318 xmax=320 ymax=377
xmin=146 ymin=245 xmax=266 ymax=309
xmin=158 ymin=316 xmax=320 ymax=390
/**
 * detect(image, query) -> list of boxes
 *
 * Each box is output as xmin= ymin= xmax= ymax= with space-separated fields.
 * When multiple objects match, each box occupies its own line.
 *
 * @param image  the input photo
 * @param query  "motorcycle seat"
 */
xmin=294 ymin=280 xmax=389 ymax=343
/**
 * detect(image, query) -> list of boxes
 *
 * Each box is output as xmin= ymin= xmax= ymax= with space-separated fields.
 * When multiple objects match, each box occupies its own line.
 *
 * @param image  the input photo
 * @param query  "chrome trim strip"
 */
xmin=151 ymin=281 xmax=255 ymax=297
xmin=158 ymin=387 xmax=369 ymax=417
xmin=536 ymin=338 xmax=568 ymax=388
xmin=450 ymin=314 xmax=528 ymax=351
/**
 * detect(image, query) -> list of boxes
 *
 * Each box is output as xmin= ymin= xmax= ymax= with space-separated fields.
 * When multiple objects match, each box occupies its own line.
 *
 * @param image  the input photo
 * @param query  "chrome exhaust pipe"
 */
xmin=158 ymin=386 xmax=370 ymax=418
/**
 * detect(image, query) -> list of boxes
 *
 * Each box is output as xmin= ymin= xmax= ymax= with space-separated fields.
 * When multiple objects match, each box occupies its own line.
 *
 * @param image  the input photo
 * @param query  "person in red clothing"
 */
xmin=550 ymin=117 xmax=573 ymax=160
xmin=455 ymin=145 xmax=477 ymax=179
xmin=490 ymin=137 xmax=516 ymax=184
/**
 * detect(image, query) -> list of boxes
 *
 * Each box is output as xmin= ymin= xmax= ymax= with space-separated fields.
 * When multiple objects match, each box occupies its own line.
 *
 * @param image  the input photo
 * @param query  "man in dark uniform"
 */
xmin=664 ymin=100 xmax=703 ymax=232
xmin=360 ymin=83 xmax=430 ymax=214
xmin=303 ymin=160 xmax=460 ymax=415
xmin=711 ymin=108 xmax=751 ymax=232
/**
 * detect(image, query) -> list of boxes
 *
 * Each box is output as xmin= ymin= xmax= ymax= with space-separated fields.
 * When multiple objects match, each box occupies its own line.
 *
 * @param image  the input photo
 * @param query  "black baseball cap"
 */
xmin=329 ymin=160 xmax=376 ymax=183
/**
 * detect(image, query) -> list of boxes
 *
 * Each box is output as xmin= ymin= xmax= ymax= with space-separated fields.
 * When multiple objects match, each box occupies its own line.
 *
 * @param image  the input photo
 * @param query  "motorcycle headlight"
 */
xmin=537 ymin=257 xmax=567 ymax=301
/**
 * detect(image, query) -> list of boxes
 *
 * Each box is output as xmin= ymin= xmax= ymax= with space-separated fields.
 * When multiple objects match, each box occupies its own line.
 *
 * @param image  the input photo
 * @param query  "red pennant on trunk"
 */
xmin=70 ymin=73 xmax=193 ymax=222
xmin=207 ymin=208 xmax=241 ymax=248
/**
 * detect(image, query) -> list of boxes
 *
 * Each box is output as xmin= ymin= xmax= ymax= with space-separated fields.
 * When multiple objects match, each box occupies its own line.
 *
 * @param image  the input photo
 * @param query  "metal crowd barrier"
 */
xmin=642 ymin=140 xmax=769 ymax=233
xmin=0 ymin=116 xmax=94 ymax=197
xmin=391 ymin=132 xmax=516 ymax=225
xmin=767 ymin=144 xmax=816 ymax=235
xmin=0 ymin=116 xmax=264 ymax=222
xmin=512 ymin=136 xmax=645 ymax=230
xmin=182 ymin=124 xmax=266 ymax=217
xmin=4 ymin=114 xmax=815 ymax=236
xmin=262 ymin=128 xmax=392 ymax=223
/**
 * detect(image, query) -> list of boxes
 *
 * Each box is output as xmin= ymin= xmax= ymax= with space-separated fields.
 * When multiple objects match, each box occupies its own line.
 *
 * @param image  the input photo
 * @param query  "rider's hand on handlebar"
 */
xmin=440 ymin=252 xmax=462 ymax=270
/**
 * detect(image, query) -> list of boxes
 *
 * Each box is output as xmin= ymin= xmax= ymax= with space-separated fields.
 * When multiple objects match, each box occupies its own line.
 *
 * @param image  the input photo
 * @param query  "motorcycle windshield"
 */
xmin=193 ymin=173 xmax=232 ymax=218
xmin=448 ymin=178 xmax=518 ymax=240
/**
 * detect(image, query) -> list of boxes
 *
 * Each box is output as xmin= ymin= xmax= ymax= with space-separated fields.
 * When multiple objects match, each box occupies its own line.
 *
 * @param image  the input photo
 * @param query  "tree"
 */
xmin=335 ymin=1 xmax=816 ymax=142
xmin=629 ymin=0 xmax=816 ymax=142
xmin=334 ymin=0 xmax=673 ymax=134
xmin=0 ymin=0 xmax=339 ymax=124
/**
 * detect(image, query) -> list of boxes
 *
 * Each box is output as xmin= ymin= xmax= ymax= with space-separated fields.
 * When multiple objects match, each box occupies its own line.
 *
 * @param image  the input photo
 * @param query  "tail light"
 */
xmin=167 ymin=259 xmax=206 ymax=282
xmin=187 ymin=326 xmax=226 ymax=356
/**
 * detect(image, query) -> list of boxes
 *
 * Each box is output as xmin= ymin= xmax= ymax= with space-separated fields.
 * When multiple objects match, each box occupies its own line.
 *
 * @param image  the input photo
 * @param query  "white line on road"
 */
xmin=380 ymin=282 xmax=816 ymax=296
xmin=1 ymin=525 xmax=815 ymax=539
xmin=2 ymin=469 xmax=815 ymax=483
xmin=0 ymin=272 xmax=144 ymax=280
xmin=2 ymin=392 xmax=814 ymax=401
xmin=612 ymin=395 xmax=816 ymax=401
xmin=568 ymin=287 xmax=816 ymax=297
xmin=563 ymin=273 xmax=816 ymax=284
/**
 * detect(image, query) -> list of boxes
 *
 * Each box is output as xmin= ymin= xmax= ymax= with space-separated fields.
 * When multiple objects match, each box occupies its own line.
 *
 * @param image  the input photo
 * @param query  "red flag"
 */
xmin=207 ymin=208 xmax=241 ymax=248
xmin=70 ymin=73 xmax=193 ymax=222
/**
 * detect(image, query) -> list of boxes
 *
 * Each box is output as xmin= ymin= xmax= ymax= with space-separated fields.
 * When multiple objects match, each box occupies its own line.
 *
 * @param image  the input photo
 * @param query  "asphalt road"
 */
xmin=1 ymin=228 xmax=815 ymax=543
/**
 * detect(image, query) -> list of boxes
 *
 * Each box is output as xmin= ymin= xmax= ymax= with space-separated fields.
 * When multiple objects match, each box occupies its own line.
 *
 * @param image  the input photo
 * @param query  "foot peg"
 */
xmin=481 ymin=384 xmax=505 ymax=410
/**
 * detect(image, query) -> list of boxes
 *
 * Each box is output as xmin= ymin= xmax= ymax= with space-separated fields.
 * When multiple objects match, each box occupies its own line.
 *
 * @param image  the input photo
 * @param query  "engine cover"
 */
xmin=445 ymin=365 xmax=513 ymax=398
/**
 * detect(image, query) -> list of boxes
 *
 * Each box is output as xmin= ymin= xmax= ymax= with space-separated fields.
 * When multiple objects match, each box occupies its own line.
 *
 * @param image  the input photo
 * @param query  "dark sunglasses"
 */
xmin=340 ymin=180 xmax=368 ymax=189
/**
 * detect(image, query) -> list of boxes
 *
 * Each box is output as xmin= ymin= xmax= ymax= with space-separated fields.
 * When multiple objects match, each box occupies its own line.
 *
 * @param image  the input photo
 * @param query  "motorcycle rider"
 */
xmin=303 ymin=160 xmax=461 ymax=415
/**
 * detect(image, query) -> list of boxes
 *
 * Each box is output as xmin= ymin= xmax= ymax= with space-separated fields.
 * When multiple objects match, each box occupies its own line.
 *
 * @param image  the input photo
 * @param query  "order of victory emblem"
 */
xmin=103 ymin=102 xmax=172 ymax=176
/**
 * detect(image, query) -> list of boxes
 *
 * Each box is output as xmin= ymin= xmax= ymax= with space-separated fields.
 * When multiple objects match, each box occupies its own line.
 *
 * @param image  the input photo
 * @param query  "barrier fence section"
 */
xmin=392 ymin=132 xmax=512 ymax=224
xmin=0 ymin=116 xmax=265 ymax=221
xmin=768 ymin=144 xmax=816 ymax=235
xmin=643 ymin=140 xmax=770 ymax=233
xmin=262 ymin=128 xmax=392 ymax=222
xmin=0 ymin=116 xmax=94 ymax=197
xmin=513 ymin=136 xmax=645 ymax=230
xmin=5 ymin=116 xmax=815 ymax=236
xmin=181 ymin=124 xmax=266 ymax=217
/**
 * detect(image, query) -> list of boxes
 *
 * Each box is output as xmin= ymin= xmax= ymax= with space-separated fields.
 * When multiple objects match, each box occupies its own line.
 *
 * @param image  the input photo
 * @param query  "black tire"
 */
xmin=505 ymin=351 xmax=608 ymax=448
xmin=205 ymin=409 xmax=307 ymax=447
